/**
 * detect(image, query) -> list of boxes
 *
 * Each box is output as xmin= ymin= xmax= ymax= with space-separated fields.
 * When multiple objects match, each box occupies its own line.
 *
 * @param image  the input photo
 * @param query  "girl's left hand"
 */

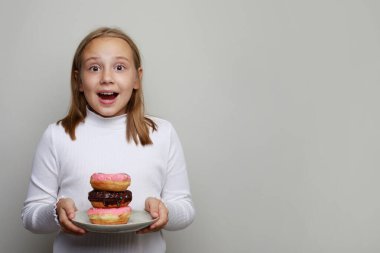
xmin=137 ymin=197 xmax=168 ymax=234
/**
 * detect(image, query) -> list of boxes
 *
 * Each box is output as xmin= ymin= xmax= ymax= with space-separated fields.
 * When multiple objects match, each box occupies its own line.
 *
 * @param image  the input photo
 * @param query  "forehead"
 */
xmin=82 ymin=37 xmax=133 ymax=59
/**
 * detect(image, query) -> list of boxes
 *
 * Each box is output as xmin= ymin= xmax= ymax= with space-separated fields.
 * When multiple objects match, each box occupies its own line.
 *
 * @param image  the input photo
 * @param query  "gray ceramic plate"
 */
xmin=72 ymin=210 xmax=157 ymax=233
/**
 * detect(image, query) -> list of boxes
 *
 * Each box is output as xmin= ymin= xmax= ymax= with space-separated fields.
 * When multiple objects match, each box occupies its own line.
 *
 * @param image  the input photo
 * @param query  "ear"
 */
xmin=75 ymin=70 xmax=83 ymax=92
xmin=134 ymin=67 xmax=143 ymax=89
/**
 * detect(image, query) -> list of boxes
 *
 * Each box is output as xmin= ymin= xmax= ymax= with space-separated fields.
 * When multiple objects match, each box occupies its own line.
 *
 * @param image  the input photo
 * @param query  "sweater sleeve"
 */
xmin=21 ymin=124 xmax=61 ymax=233
xmin=162 ymin=124 xmax=195 ymax=231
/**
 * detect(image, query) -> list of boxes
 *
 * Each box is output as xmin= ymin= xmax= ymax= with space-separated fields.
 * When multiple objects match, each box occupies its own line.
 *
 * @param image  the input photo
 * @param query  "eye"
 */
xmin=89 ymin=65 xmax=101 ymax=72
xmin=115 ymin=64 xmax=126 ymax=71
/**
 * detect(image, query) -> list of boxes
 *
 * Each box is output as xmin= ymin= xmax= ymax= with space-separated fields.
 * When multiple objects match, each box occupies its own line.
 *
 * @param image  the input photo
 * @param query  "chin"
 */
xmin=98 ymin=111 xmax=120 ymax=118
xmin=89 ymin=106 xmax=123 ymax=118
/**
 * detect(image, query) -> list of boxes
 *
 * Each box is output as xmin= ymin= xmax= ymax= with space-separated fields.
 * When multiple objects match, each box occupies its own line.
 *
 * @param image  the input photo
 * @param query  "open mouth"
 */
xmin=97 ymin=92 xmax=119 ymax=100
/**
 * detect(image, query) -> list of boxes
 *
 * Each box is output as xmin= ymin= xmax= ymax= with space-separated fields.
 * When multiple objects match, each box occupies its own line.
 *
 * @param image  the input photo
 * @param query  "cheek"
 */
xmin=79 ymin=84 xmax=83 ymax=92
xmin=80 ymin=75 xmax=98 ymax=90
xmin=129 ymin=74 xmax=140 ymax=89
xmin=133 ymin=77 xmax=140 ymax=89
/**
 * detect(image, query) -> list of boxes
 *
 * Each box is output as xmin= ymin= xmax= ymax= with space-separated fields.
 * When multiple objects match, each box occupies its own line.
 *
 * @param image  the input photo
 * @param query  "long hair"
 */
xmin=58 ymin=27 xmax=157 ymax=145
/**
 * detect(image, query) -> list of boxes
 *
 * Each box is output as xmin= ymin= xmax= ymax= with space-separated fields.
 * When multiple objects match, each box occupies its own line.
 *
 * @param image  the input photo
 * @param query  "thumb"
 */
xmin=145 ymin=198 xmax=159 ymax=218
xmin=63 ymin=200 xmax=77 ymax=220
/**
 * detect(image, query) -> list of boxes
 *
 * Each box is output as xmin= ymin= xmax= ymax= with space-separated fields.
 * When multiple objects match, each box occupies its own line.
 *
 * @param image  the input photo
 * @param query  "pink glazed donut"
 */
xmin=90 ymin=173 xmax=131 ymax=192
xmin=87 ymin=206 xmax=132 ymax=225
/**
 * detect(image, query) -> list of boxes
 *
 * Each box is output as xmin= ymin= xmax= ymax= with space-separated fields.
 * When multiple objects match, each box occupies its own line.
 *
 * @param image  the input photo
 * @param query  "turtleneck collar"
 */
xmin=85 ymin=107 xmax=127 ymax=129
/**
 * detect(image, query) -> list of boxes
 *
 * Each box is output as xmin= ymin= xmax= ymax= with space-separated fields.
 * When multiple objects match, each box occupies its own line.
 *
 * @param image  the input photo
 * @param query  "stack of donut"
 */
xmin=87 ymin=173 xmax=132 ymax=225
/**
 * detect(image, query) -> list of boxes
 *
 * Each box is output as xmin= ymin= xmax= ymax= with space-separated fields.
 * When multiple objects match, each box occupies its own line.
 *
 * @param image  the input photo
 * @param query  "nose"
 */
xmin=100 ymin=68 xmax=114 ymax=84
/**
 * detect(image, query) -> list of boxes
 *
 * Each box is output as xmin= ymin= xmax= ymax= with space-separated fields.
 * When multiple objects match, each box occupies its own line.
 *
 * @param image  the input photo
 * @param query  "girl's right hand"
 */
xmin=56 ymin=198 xmax=86 ymax=235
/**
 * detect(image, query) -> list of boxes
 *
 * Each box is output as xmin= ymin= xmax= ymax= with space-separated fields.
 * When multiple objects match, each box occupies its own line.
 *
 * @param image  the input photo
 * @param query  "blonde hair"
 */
xmin=58 ymin=27 xmax=157 ymax=145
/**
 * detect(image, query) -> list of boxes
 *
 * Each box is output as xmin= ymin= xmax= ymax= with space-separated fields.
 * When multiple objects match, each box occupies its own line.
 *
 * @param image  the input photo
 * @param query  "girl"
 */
xmin=21 ymin=27 xmax=195 ymax=253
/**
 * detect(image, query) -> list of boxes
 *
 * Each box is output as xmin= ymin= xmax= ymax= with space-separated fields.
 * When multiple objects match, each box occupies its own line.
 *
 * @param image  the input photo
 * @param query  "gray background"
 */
xmin=1 ymin=0 xmax=380 ymax=252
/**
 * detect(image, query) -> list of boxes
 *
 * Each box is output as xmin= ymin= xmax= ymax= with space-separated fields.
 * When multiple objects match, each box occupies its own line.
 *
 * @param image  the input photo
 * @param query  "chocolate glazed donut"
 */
xmin=88 ymin=190 xmax=132 ymax=208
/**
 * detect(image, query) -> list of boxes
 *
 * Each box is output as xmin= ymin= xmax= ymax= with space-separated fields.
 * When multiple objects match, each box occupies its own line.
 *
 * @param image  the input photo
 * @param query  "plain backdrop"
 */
xmin=1 ymin=0 xmax=380 ymax=252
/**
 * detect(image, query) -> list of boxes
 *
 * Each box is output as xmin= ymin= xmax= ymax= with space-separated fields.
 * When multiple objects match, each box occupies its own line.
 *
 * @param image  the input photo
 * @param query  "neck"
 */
xmin=85 ymin=107 xmax=127 ymax=129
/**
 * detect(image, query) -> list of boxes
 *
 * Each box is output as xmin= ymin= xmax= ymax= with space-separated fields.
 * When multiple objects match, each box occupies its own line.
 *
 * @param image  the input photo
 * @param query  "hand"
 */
xmin=56 ymin=198 xmax=86 ymax=235
xmin=137 ymin=197 xmax=168 ymax=234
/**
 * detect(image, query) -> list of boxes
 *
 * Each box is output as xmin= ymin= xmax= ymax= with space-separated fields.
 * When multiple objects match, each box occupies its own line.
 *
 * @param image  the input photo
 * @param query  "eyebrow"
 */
xmin=83 ymin=56 xmax=130 ymax=63
xmin=115 ymin=56 xmax=130 ymax=62
xmin=83 ymin=56 xmax=99 ymax=63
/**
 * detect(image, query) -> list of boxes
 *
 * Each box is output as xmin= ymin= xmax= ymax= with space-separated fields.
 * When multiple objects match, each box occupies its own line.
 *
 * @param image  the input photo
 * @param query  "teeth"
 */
xmin=100 ymin=92 xmax=114 ymax=95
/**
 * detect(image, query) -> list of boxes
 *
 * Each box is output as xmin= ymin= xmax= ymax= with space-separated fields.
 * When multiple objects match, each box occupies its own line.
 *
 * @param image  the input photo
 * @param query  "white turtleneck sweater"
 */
xmin=21 ymin=109 xmax=195 ymax=253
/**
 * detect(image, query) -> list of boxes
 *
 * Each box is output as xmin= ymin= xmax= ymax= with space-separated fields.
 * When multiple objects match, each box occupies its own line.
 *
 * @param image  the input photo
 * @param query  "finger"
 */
xmin=60 ymin=216 xmax=86 ymax=235
xmin=63 ymin=221 xmax=86 ymax=235
xmin=136 ymin=227 xmax=150 ymax=234
xmin=145 ymin=198 xmax=160 ymax=218
xmin=62 ymin=203 xmax=77 ymax=220
xmin=137 ymin=225 xmax=160 ymax=234
xmin=138 ymin=203 xmax=169 ymax=234
xmin=150 ymin=203 xmax=168 ymax=229
xmin=57 ymin=207 xmax=85 ymax=235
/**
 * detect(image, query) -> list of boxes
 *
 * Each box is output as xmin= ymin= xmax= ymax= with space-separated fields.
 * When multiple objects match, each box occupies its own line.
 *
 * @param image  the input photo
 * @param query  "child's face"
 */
xmin=78 ymin=37 xmax=141 ymax=117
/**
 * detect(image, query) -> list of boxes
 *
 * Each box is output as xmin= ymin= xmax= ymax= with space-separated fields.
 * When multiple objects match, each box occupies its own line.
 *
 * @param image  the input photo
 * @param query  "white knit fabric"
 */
xmin=21 ymin=108 xmax=195 ymax=253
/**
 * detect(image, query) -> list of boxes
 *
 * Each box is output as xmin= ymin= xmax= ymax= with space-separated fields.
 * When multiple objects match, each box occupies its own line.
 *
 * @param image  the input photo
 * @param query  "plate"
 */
xmin=72 ymin=210 xmax=158 ymax=233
